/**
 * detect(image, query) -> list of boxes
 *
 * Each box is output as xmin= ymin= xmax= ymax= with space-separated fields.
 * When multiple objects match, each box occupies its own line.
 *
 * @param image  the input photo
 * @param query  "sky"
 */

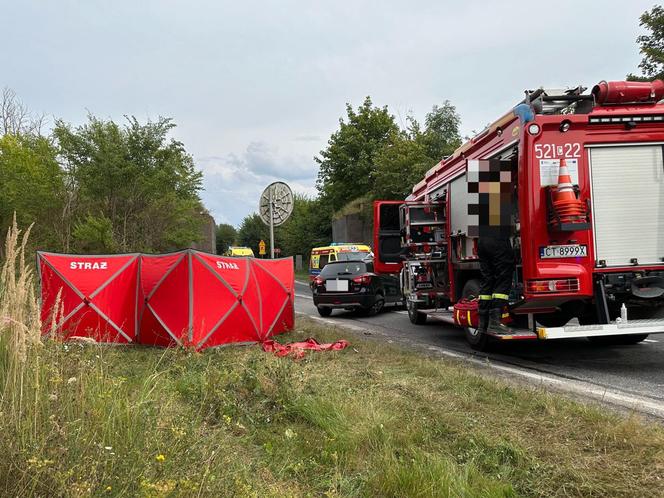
xmin=1 ymin=0 xmax=655 ymax=226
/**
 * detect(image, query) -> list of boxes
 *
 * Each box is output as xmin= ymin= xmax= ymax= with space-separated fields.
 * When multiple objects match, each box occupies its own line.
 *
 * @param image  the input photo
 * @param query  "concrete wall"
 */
xmin=191 ymin=211 xmax=217 ymax=254
xmin=332 ymin=213 xmax=373 ymax=247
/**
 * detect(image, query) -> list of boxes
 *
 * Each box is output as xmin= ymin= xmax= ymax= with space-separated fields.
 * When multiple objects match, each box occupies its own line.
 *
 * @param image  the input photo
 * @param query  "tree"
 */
xmin=629 ymin=5 xmax=664 ymax=81
xmin=373 ymin=131 xmax=432 ymax=200
xmin=0 ymin=87 xmax=45 ymax=136
xmin=373 ymin=103 xmax=462 ymax=200
xmin=315 ymin=96 xmax=398 ymax=213
xmin=420 ymin=101 xmax=462 ymax=161
xmin=278 ymin=194 xmax=330 ymax=258
xmin=72 ymin=214 xmax=116 ymax=253
xmin=237 ymin=213 xmax=269 ymax=255
xmin=53 ymin=115 xmax=204 ymax=253
xmin=0 ymin=133 xmax=65 ymax=252
xmin=215 ymin=223 xmax=237 ymax=254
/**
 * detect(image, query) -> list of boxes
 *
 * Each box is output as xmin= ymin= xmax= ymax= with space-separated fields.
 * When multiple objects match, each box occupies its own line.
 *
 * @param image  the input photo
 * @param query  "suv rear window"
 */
xmin=320 ymin=261 xmax=369 ymax=277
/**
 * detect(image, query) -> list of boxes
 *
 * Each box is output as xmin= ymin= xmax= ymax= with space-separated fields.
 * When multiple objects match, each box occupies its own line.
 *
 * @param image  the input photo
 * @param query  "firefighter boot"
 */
xmin=477 ymin=299 xmax=490 ymax=333
xmin=487 ymin=306 xmax=513 ymax=335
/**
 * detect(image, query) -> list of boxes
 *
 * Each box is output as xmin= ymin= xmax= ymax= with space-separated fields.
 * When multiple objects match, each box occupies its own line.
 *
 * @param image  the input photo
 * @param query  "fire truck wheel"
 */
xmin=461 ymin=279 xmax=490 ymax=351
xmin=407 ymin=300 xmax=427 ymax=325
xmin=317 ymin=306 xmax=332 ymax=317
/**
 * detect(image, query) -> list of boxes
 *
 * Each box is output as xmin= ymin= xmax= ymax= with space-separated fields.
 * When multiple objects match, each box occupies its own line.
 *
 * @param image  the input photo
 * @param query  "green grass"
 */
xmin=1 ymin=318 xmax=663 ymax=497
xmin=2 ymin=219 xmax=664 ymax=497
xmin=294 ymin=269 xmax=310 ymax=282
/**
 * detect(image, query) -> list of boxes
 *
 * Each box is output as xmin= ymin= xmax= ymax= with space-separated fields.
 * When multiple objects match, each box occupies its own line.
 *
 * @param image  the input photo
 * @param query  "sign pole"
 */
xmin=269 ymin=188 xmax=275 ymax=259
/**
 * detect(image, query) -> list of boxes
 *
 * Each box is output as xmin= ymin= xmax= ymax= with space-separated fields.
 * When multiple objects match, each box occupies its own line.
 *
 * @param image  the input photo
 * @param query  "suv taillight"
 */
xmin=313 ymin=276 xmax=324 ymax=286
xmin=352 ymin=274 xmax=372 ymax=285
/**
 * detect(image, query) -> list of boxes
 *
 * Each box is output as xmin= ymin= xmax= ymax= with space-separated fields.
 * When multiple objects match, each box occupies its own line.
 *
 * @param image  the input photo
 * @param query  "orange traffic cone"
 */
xmin=554 ymin=159 xmax=576 ymax=201
xmin=552 ymin=159 xmax=587 ymax=224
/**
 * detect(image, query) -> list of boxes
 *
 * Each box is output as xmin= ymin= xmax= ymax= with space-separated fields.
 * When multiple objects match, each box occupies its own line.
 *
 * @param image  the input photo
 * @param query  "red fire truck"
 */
xmin=373 ymin=80 xmax=664 ymax=350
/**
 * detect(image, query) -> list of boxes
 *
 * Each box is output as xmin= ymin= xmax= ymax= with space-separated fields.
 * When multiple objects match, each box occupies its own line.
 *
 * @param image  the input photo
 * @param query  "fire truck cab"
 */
xmin=374 ymin=80 xmax=664 ymax=350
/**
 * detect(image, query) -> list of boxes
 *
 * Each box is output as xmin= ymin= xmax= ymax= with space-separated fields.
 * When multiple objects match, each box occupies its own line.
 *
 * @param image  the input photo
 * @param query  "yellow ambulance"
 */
xmin=225 ymin=246 xmax=255 ymax=257
xmin=308 ymin=243 xmax=372 ymax=278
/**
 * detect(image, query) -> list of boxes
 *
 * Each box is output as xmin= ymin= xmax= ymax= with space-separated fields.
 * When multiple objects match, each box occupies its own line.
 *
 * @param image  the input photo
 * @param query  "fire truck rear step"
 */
xmin=538 ymin=318 xmax=664 ymax=339
xmin=426 ymin=310 xmax=664 ymax=340
xmin=426 ymin=310 xmax=540 ymax=340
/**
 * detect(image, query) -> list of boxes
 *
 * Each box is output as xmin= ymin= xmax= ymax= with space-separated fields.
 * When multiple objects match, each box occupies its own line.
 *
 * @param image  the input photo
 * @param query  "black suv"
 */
xmin=311 ymin=260 xmax=402 ymax=316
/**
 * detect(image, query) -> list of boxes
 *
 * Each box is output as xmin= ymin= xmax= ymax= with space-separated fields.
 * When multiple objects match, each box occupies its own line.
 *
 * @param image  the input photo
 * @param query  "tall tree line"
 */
xmin=315 ymin=97 xmax=461 ymax=213
xmin=0 ymin=89 xmax=205 ymax=255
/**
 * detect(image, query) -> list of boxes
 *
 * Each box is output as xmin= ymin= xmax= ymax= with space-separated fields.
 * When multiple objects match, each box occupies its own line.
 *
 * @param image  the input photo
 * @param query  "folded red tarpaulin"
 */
xmin=262 ymin=338 xmax=350 ymax=359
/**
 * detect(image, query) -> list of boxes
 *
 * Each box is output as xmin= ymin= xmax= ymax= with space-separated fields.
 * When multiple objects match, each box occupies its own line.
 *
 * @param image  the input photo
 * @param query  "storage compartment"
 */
xmin=589 ymin=145 xmax=664 ymax=267
xmin=401 ymin=201 xmax=446 ymax=251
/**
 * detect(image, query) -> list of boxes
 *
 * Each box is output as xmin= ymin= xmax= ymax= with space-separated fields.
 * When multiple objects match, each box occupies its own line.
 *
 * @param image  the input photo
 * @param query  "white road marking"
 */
xmin=295 ymin=293 xmax=312 ymax=300
xmin=394 ymin=310 xmax=408 ymax=314
xmin=294 ymin=311 xmax=664 ymax=419
xmin=643 ymin=339 xmax=659 ymax=343
xmin=300 ymin=312 xmax=368 ymax=333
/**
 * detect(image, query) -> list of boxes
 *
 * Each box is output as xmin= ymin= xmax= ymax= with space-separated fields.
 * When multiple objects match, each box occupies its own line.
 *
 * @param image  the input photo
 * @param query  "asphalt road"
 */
xmin=294 ymin=280 xmax=664 ymax=409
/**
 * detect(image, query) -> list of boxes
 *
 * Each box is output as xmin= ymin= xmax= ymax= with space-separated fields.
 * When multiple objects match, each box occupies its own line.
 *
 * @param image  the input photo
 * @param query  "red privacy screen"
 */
xmin=38 ymin=250 xmax=294 ymax=349
xmin=38 ymin=252 xmax=140 ymax=343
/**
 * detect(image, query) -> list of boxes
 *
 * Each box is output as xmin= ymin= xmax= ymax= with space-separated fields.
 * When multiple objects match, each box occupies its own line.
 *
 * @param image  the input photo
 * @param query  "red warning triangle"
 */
xmin=193 ymin=251 xmax=250 ymax=296
xmin=59 ymin=306 xmax=129 ymax=343
xmin=191 ymin=256 xmax=237 ymax=345
xmin=201 ymin=305 xmax=259 ymax=348
xmin=255 ymin=258 xmax=293 ymax=294
xmin=139 ymin=305 xmax=178 ymax=347
xmin=140 ymin=252 xmax=186 ymax=297
xmin=92 ymin=258 xmax=139 ymax=340
xmin=149 ymin=255 xmax=190 ymax=343
xmin=252 ymin=261 xmax=289 ymax=338
xmin=38 ymin=259 xmax=83 ymax=333
xmin=241 ymin=265 xmax=263 ymax=339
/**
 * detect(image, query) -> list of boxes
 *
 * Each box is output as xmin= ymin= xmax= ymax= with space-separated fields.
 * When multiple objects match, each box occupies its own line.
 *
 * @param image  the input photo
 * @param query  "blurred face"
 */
xmin=467 ymin=159 xmax=513 ymax=237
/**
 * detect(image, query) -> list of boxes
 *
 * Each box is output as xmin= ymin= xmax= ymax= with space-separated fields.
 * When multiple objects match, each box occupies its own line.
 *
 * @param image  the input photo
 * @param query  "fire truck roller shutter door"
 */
xmin=450 ymin=175 xmax=475 ymax=257
xmin=590 ymin=145 xmax=664 ymax=267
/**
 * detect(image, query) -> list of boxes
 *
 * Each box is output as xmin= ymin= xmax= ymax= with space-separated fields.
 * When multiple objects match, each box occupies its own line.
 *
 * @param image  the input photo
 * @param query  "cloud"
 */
xmin=294 ymin=135 xmax=322 ymax=142
xmin=197 ymin=140 xmax=319 ymax=226
xmin=244 ymin=141 xmax=317 ymax=180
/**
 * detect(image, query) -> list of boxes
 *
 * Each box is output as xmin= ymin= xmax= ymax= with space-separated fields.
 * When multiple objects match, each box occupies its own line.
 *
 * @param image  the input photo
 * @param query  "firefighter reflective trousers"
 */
xmin=478 ymin=236 xmax=514 ymax=305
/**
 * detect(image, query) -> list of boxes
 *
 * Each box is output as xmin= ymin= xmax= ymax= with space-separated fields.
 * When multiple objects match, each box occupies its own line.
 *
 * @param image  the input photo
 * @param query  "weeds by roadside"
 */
xmin=1 ymin=220 xmax=663 ymax=497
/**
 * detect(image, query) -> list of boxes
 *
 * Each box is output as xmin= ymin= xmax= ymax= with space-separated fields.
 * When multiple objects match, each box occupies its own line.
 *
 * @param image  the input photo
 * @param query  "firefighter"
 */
xmin=473 ymin=159 xmax=515 ymax=335
xmin=478 ymin=237 xmax=514 ymax=335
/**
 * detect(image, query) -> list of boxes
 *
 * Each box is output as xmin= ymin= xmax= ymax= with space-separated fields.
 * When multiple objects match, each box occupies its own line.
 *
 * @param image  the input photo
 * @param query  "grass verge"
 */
xmin=294 ymin=269 xmax=310 ymax=282
xmin=2 ymin=219 xmax=664 ymax=497
xmin=0 ymin=318 xmax=663 ymax=497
